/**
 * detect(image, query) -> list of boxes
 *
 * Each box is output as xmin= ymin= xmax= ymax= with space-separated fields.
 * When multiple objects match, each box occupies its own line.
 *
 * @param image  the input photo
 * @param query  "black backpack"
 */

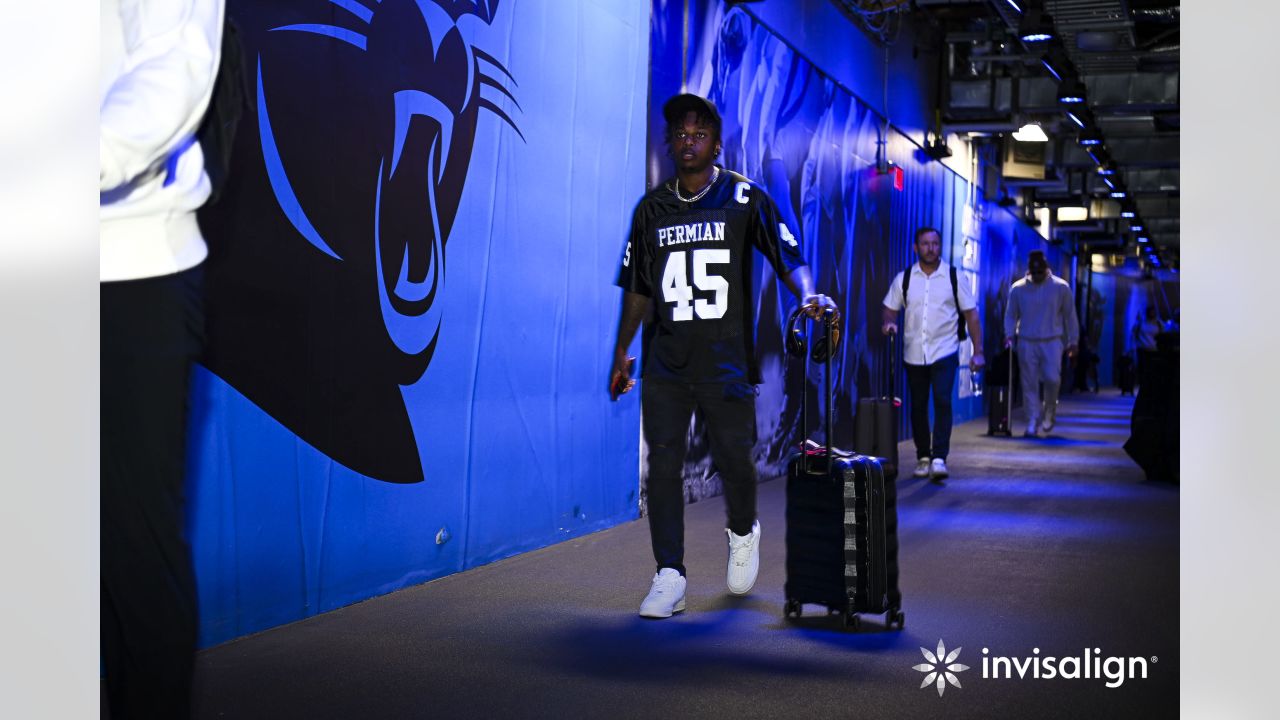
xmin=197 ymin=16 xmax=249 ymax=205
xmin=901 ymin=265 xmax=967 ymax=341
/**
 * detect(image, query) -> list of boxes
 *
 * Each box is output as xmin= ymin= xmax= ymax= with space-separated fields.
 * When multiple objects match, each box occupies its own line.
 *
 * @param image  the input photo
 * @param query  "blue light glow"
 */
xmin=1131 ymin=224 xmax=1144 ymax=231
xmin=1121 ymin=211 xmax=1135 ymax=218
xmin=1067 ymin=112 xmax=1085 ymax=128
xmin=1079 ymin=137 xmax=1102 ymax=146
xmin=1006 ymin=0 xmax=1023 ymax=12
xmin=1110 ymin=191 xmax=1126 ymax=198
xmin=1041 ymin=59 xmax=1063 ymax=80
xmin=1138 ymin=237 xmax=1149 ymax=243
xmin=1059 ymin=95 xmax=1084 ymax=104
xmin=1023 ymin=32 xmax=1053 ymax=43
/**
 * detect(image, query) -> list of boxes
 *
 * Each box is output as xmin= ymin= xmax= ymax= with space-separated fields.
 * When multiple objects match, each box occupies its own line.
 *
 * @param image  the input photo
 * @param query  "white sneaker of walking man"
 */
xmin=639 ymin=568 xmax=687 ymax=618
xmin=726 ymin=520 xmax=761 ymax=595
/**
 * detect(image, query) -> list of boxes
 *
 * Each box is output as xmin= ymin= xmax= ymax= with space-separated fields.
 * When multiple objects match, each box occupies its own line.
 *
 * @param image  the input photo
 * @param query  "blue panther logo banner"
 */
xmin=199 ymin=0 xmax=521 ymax=483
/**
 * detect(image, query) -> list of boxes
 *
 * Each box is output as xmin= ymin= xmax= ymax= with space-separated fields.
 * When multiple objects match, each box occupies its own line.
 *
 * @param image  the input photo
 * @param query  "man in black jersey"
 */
xmin=610 ymin=94 xmax=835 ymax=618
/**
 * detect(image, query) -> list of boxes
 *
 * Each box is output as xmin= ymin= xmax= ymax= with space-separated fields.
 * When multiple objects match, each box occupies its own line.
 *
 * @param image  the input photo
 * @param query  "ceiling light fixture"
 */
xmin=1020 ymin=8 xmax=1055 ymax=43
xmin=1057 ymin=78 xmax=1087 ymax=105
xmin=1057 ymin=206 xmax=1088 ymax=222
xmin=1012 ymin=123 xmax=1049 ymax=142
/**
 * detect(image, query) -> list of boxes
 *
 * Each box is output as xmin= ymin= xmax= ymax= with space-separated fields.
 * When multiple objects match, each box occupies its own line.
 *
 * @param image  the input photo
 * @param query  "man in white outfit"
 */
xmin=101 ymin=0 xmax=224 ymax=716
xmin=1003 ymin=251 xmax=1080 ymax=437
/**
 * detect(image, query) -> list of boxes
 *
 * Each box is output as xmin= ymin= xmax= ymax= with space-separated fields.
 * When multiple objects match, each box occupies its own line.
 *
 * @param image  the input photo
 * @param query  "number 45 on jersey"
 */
xmin=661 ymin=249 xmax=729 ymax=321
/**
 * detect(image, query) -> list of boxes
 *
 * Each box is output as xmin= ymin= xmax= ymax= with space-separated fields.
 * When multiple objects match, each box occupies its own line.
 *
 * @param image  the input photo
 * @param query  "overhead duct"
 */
xmin=946 ymin=73 xmax=1178 ymax=116
xmin=1086 ymin=72 xmax=1179 ymax=110
xmin=1060 ymin=137 xmax=1179 ymax=169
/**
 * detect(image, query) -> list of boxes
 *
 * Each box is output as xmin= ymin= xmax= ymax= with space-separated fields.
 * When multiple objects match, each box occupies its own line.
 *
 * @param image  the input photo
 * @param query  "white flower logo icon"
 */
xmin=913 ymin=639 xmax=970 ymax=697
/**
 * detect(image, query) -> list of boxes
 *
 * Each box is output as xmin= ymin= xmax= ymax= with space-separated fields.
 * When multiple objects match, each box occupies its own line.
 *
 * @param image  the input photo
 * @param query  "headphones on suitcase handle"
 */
xmin=786 ymin=303 xmax=842 ymax=363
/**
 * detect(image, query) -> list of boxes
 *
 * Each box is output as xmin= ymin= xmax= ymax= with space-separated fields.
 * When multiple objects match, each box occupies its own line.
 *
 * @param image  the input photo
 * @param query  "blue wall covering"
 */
xmin=189 ymin=0 xmax=650 ymax=647
xmin=645 ymin=1 xmax=1065 ymax=503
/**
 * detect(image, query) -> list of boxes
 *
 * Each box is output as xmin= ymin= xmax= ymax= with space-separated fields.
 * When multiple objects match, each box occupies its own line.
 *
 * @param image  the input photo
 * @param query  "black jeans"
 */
xmin=904 ymin=352 xmax=959 ymax=461
xmin=642 ymin=379 xmax=758 ymax=577
xmin=101 ymin=266 xmax=204 ymax=719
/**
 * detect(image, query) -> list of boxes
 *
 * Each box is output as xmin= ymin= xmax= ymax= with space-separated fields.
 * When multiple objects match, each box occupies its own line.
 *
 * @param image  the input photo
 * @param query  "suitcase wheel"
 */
xmin=886 ymin=610 xmax=905 ymax=630
xmin=784 ymin=599 xmax=802 ymax=620
xmin=842 ymin=612 xmax=861 ymax=631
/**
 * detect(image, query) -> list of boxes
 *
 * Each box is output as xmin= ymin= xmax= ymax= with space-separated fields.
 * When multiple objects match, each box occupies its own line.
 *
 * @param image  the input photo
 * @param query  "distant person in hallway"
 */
xmin=881 ymin=227 xmax=984 ymax=482
xmin=1134 ymin=305 xmax=1160 ymax=352
xmin=1132 ymin=305 xmax=1161 ymax=380
xmin=610 ymin=94 xmax=834 ymax=619
xmin=101 ymin=0 xmax=224 ymax=717
xmin=1003 ymin=251 xmax=1079 ymax=437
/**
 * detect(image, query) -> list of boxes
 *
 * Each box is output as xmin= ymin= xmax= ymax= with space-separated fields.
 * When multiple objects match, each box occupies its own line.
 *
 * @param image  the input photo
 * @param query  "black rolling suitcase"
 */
xmin=853 ymin=333 xmax=900 ymax=479
xmin=987 ymin=347 xmax=1017 ymax=436
xmin=783 ymin=307 xmax=904 ymax=631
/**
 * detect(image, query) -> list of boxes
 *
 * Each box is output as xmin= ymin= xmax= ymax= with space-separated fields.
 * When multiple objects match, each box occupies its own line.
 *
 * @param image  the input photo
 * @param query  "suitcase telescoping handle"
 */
xmin=886 ymin=330 xmax=898 ymax=403
xmin=787 ymin=304 xmax=841 ymax=475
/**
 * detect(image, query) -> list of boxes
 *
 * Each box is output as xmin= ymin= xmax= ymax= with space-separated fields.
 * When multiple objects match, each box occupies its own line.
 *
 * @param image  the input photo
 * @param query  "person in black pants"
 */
xmin=881 ymin=228 xmax=984 ymax=481
xmin=609 ymin=94 xmax=833 ymax=618
xmin=101 ymin=270 xmax=205 ymax=717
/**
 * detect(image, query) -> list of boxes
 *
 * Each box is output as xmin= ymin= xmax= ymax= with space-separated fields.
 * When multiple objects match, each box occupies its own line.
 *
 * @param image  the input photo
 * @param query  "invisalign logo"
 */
xmin=982 ymin=647 xmax=1155 ymax=688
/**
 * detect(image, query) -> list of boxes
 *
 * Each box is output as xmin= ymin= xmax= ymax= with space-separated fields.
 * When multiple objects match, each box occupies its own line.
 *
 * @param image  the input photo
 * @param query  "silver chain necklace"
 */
xmin=670 ymin=166 xmax=720 ymax=203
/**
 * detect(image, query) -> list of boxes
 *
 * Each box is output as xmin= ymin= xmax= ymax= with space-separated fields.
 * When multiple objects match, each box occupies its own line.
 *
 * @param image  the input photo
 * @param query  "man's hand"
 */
xmin=970 ymin=352 xmax=986 ymax=372
xmin=609 ymin=352 xmax=636 ymax=401
xmin=1066 ymin=344 xmax=1078 ymax=360
xmin=882 ymin=321 xmax=898 ymax=336
xmin=801 ymin=294 xmax=836 ymax=319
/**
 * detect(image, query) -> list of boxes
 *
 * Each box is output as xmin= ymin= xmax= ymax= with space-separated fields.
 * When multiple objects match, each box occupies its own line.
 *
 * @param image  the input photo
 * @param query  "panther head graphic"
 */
xmin=198 ymin=0 xmax=521 ymax=483
xmin=257 ymin=0 xmax=521 ymax=385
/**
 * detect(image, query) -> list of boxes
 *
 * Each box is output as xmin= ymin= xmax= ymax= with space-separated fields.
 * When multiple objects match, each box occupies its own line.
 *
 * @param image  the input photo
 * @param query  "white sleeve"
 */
xmin=957 ymin=270 xmax=977 ymax=312
xmin=100 ymin=0 xmax=224 ymax=191
xmin=882 ymin=271 xmax=904 ymax=311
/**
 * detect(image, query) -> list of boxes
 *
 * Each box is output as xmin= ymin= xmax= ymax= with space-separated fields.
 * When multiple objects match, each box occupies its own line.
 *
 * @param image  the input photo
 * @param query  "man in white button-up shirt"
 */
xmin=881 ymin=228 xmax=984 ymax=481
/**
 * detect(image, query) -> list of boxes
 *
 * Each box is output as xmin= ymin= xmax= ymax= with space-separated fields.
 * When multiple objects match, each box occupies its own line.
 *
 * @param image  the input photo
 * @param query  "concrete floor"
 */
xmin=192 ymin=393 xmax=1178 ymax=719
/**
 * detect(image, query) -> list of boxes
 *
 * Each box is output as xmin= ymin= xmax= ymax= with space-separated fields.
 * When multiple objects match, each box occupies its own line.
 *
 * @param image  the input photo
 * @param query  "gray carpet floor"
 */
xmin=192 ymin=393 xmax=1178 ymax=719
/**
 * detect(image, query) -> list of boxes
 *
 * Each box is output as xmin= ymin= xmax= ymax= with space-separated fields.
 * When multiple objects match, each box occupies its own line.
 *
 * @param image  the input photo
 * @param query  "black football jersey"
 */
xmin=615 ymin=168 xmax=805 ymax=383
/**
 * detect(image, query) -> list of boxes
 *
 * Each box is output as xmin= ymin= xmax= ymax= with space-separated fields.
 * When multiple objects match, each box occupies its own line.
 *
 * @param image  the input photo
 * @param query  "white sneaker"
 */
xmin=725 ymin=520 xmax=761 ymax=595
xmin=639 ymin=568 xmax=686 ymax=618
xmin=913 ymin=458 xmax=932 ymax=478
xmin=930 ymin=458 xmax=948 ymax=480
xmin=1025 ymin=419 xmax=1041 ymax=437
